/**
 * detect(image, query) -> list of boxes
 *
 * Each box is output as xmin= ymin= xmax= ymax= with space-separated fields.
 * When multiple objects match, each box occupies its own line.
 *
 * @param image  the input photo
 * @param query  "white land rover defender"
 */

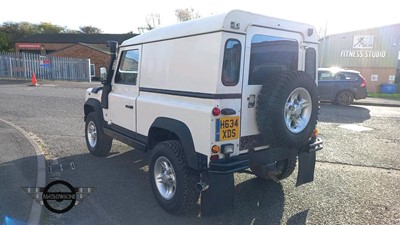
xmin=84 ymin=10 xmax=323 ymax=215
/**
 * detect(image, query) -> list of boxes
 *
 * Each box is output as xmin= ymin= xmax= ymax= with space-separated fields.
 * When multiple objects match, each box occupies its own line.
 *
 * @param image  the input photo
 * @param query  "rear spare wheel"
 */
xmin=256 ymin=71 xmax=318 ymax=148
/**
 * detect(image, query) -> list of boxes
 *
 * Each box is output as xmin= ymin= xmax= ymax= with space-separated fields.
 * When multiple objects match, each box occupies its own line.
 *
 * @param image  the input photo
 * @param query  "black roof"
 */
xmin=17 ymin=33 xmax=137 ymax=44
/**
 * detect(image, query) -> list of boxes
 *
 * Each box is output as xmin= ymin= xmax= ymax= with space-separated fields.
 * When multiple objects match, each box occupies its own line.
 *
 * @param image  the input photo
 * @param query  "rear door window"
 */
xmin=248 ymin=35 xmax=298 ymax=85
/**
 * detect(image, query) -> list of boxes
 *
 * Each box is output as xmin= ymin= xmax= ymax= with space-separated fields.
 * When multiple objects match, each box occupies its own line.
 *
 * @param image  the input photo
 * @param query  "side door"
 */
xmin=108 ymin=47 xmax=141 ymax=134
xmin=241 ymin=26 xmax=302 ymax=137
xmin=317 ymin=70 xmax=335 ymax=100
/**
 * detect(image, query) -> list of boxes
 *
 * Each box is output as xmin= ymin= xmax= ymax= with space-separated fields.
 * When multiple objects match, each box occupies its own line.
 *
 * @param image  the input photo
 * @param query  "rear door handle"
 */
xmin=125 ymin=105 xmax=133 ymax=109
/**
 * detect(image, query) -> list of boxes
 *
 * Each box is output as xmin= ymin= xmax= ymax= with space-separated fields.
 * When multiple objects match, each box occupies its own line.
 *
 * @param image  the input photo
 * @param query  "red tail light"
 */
xmin=360 ymin=76 xmax=367 ymax=87
xmin=212 ymin=107 xmax=220 ymax=116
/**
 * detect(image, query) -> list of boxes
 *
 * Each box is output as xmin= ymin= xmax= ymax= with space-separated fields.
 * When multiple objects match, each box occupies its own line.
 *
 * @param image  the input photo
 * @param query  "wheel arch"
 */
xmin=84 ymin=98 xmax=103 ymax=122
xmin=148 ymin=117 xmax=205 ymax=171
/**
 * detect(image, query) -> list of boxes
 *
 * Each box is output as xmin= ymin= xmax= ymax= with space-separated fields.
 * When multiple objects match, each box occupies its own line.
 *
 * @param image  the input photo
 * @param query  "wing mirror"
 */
xmin=99 ymin=66 xmax=107 ymax=83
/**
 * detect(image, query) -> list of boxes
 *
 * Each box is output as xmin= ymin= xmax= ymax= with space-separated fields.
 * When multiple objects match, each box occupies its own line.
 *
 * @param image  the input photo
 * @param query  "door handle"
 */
xmin=125 ymin=105 xmax=133 ymax=109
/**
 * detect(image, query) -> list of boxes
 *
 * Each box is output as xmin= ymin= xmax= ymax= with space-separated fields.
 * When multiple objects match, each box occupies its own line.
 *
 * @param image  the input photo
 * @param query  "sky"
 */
xmin=1 ymin=0 xmax=399 ymax=36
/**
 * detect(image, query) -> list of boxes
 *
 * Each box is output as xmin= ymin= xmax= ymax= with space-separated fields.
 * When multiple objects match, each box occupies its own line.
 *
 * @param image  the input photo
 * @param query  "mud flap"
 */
xmin=296 ymin=150 xmax=316 ymax=187
xmin=200 ymin=172 xmax=234 ymax=216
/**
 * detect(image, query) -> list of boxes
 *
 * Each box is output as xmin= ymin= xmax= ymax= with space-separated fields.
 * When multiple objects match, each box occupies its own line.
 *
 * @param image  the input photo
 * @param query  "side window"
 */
xmin=305 ymin=48 xmax=316 ymax=80
xmin=115 ymin=50 xmax=139 ymax=85
xmin=222 ymin=39 xmax=241 ymax=86
xmin=318 ymin=71 xmax=334 ymax=81
xmin=249 ymin=35 xmax=299 ymax=85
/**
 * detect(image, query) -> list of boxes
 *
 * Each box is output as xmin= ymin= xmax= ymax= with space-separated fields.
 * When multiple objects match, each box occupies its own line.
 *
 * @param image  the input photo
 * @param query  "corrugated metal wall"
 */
xmin=319 ymin=24 xmax=400 ymax=92
xmin=320 ymin=24 xmax=400 ymax=68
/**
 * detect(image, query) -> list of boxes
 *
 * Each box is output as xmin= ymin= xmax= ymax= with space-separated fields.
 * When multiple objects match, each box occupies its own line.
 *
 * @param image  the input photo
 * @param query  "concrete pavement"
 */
xmin=353 ymin=97 xmax=400 ymax=107
xmin=0 ymin=119 xmax=45 ymax=225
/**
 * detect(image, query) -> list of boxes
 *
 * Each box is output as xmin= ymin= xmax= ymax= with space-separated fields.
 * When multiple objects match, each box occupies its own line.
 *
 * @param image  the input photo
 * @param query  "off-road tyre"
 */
xmin=335 ymin=90 xmax=354 ymax=106
xmin=256 ymin=70 xmax=319 ymax=148
xmin=149 ymin=140 xmax=200 ymax=214
xmin=85 ymin=112 xmax=112 ymax=156
xmin=251 ymin=155 xmax=297 ymax=180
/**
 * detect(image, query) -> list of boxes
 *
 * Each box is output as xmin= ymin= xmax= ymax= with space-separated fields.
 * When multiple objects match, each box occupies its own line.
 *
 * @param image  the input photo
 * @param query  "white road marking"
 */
xmin=339 ymin=124 xmax=373 ymax=132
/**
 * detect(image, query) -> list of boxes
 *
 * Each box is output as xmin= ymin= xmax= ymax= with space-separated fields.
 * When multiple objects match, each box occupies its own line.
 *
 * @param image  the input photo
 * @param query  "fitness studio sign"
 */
xmin=340 ymin=35 xmax=386 ymax=58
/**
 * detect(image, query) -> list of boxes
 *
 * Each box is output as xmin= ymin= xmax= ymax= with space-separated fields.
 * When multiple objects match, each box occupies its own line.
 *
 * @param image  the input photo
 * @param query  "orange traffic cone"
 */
xmin=31 ymin=73 xmax=38 ymax=86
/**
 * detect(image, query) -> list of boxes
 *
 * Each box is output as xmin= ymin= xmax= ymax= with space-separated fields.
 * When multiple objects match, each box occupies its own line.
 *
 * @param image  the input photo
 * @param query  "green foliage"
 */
xmin=175 ymin=8 xmax=200 ymax=22
xmin=79 ymin=26 xmax=102 ymax=34
xmin=368 ymin=92 xmax=400 ymax=99
xmin=0 ymin=21 xmax=102 ymax=52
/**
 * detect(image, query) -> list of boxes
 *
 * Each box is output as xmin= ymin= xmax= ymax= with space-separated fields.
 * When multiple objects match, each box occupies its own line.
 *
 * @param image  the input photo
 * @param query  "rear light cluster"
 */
xmin=211 ymin=107 xmax=236 ymax=161
xmin=211 ymin=107 xmax=221 ymax=161
xmin=360 ymin=75 xmax=367 ymax=87
xmin=212 ymin=107 xmax=220 ymax=116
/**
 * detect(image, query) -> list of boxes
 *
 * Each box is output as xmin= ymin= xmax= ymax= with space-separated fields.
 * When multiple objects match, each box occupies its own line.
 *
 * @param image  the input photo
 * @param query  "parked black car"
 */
xmin=318 ymin=68 xmax=368 ymax=106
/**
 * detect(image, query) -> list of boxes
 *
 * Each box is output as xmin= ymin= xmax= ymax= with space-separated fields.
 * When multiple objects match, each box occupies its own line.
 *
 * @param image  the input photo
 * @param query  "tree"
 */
xmin=175 ymin=8 xmax=200 ymax=22
xmin=37 ymin=22 xmax=66 ymax=34
xmin=0 ymin=22 xmax=37 ymax=52
xmin=145 ymin=13 xmax=161 ymax=30
xmin=137 ymin=13 xmax=161 ymax=34
xmin=79 ymin=26 xmax=103 ymax=34
xmin=0 ymin=32 xmax=9 ymax=52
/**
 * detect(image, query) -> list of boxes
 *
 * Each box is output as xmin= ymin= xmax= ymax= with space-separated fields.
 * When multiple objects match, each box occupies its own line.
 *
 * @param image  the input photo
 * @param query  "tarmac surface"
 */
xmin=1 ymin=79 xmax=399 ymax=224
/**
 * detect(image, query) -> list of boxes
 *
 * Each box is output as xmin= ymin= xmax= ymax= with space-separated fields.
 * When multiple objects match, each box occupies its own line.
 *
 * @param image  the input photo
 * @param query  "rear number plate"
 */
xmin=216 ymin=116 xmax=240 ymax=141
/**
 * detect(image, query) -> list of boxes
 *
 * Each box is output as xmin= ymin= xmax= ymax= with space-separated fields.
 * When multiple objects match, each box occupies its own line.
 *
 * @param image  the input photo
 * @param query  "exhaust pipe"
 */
xmin=196 ymin=182 xmax=209 ymax=192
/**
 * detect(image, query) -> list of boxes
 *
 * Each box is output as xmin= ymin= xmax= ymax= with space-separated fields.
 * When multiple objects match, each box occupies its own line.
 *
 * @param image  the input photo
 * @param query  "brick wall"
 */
xmin=348 ymin=67 xmax=397 ymax=93
xmin=49 ymin=44 xmax=110 ymax=77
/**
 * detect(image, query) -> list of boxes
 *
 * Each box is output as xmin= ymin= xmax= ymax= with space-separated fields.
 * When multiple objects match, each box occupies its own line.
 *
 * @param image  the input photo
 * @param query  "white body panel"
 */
xmin=140 ymin=33 xmax=222 ymax=94
xmin=85 ymin=9 xmax=319 ymax=162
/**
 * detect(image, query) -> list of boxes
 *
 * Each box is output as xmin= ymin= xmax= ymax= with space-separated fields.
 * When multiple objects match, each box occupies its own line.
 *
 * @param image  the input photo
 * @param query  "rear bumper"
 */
xmin=208 ymin=137 xmax=323 ymax=174
xmin=354 ymin=88 xmax=368 ymax=100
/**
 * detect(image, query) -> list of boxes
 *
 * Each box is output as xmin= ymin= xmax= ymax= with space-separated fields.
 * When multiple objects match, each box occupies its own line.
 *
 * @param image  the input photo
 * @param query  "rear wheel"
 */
xmin=335 ymin=91 xmax=354 ymax=106
xmin=85 ymin=112 xmax=112 ymax=156
xmin=149 ymin=140 xmax=200 ymax=214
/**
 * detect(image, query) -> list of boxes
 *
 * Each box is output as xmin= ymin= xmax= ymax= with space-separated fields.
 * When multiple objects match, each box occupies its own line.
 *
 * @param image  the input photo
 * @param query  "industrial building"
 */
xmin=319 ymin=24 xmax=400 ymax=92
xmin=15 ymin=33 xmax=135 ymax=78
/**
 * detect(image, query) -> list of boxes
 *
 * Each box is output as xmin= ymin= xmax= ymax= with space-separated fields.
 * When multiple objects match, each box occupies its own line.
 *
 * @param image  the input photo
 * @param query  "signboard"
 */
xmin=17 ymin=43 xmax=41 ymax=49
xmin=339 ymin=34 xmax=385 ymax=58
xmin=40 ymin=58 xmax=50 ymax=68
xmin=353 ymin=35 xmax=374 ymax=49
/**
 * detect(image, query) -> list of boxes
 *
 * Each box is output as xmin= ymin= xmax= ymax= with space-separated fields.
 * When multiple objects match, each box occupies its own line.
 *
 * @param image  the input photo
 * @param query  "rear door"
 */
xmin=241 ymin=26 xmax=302 ymax=139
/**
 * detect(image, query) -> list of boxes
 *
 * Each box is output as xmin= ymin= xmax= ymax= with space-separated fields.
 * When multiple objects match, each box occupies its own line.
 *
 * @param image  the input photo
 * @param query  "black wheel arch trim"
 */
xmin=91 ymin=86 xmax=103 ymax=93
xmin=84 ymin=98 xmax=104 ymax=122
xmin=149 ymin=117 xmax=206 ymax=170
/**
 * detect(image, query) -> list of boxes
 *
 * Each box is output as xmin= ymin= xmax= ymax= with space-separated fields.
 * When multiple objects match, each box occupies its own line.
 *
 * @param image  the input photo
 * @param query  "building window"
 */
xmin=222 ymin=39 xmax=241 ymax=86
xmin=115 ymin=50 xmax=139 ymax=85
xmin=90 ymin=64 xmax=95 ymax=77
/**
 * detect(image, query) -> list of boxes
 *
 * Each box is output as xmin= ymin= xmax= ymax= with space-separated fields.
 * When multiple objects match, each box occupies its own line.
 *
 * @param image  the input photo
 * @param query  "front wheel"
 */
xmin=149 ymin=140 xmax=200 ymax=214
xmin=85 ymin=112 xmax=112 ymax=156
